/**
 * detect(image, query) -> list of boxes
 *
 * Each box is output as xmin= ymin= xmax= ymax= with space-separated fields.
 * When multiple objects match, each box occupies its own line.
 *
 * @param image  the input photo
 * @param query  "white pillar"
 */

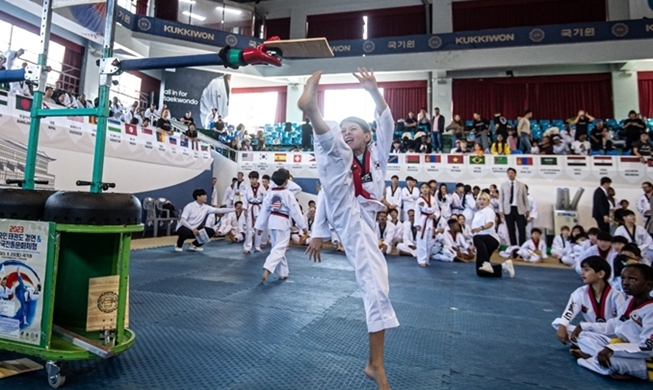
xmin=432 ymin=77 xmax=453 ymax=121
xmin=289 ymin=9 xmax=307 ymax=39
xmin=285 ymin=84 xmax=304 ymax=123
xmin=82 ymin=49 xmax=101 ymax=99
xmin=611 ymin=71 xmax=639 ymax=119
xmin=607 ymin=0 xmax=630 ymax=20
xmin=432 ymin=0 xmax=453 ymax=34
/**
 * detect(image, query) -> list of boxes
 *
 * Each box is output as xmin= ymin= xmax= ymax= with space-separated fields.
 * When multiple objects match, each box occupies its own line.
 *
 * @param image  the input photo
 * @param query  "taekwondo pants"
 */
xmin=577 ymin=332 xmax=649 ymax=380
xmin=314 ymin=129 xmax=399 ymax=333
xmin=416 ymin=228 xmax=435 ymax=265
xmin=262 ymin=229 xmax=291 ymax=277
xmin=396 ymin=243 xmax=417 ymax=257
xmin=244 ymin=213 xmax=263 ymax=251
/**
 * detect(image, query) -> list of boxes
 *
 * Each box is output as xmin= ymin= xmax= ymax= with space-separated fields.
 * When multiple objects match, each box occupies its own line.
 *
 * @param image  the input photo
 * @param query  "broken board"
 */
xmin=0 ymin=358 xmax=43 ymax=380
xmin=86 ymin=276 xmax=130 ymax=332
xmin=264 ymin=38 xmax=334 ymax=58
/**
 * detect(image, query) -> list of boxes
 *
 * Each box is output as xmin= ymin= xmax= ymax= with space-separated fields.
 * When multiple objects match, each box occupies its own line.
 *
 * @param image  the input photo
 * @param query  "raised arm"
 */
xmin=298 ymin=71 xmax=329 ymax=136
xmin=353 ymin=67 xmax=388 ymax=116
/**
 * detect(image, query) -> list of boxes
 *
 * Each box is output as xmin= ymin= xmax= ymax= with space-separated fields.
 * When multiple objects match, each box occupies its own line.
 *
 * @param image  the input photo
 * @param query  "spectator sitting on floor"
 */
xmin=185 ymin=123 xmax=199 ymax=141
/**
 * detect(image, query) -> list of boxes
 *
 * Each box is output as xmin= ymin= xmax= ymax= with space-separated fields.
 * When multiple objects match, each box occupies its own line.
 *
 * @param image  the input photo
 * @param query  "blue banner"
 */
xmin=111 ymin=8 xmax=653 ymax=57
xmin=328 ymin=19 xmax=653 ymax=57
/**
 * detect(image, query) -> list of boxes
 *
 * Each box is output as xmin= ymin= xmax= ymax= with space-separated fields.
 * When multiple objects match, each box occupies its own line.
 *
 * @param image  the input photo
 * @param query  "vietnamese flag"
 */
xmin=447 ymin=155 xmax=463 ymax=164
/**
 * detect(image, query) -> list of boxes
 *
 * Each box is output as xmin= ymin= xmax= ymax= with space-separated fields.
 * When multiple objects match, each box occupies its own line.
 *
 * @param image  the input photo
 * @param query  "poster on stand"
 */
xmin=0 ymin=220 xmax=52 ymax=347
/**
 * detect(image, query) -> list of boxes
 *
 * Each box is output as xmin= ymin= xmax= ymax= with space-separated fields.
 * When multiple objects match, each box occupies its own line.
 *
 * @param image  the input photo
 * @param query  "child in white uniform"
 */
xmin=552 ymin=256 xmax=624 ymax=344
xmin=518 ymin=228 xmax=548 ymax=263
xmin=414 ymin=182 xmax=440 ymax=267
xmin=376 ymin=211 xmax=395 ymax=255
xmin=552 ymin=225 xmax=573 ymax=266
xmin=243 ymin=171 xmax=266 ymax=253
xmin=572 ymin=264 xmax=653 ymax=382
xmin=256 ymin=170 xmax=307 ymax=283
xmin=388 ymin=209 xmax=403 ymax=249
xmin=401 ymin=177 xmax=420 ymax=221
xmin=433 ymin=218 xmax=473 ymax=262
xmin=299 ymin=68 xmax=399 ymax=390
xmin=436 ymin=184 xmax=452 ymax=221
xmin=384 ymin=175 xmax=402 ymax=217
xmin=614 ymin=209 xmax=653 ymax=265
xmin=397 ymin=209 xmax=418 ymax=258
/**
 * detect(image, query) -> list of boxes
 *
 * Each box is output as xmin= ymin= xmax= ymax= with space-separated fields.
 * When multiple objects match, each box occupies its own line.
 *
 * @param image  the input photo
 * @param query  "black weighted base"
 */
xmin=0 ymin=189 xmax=56 ymax=220
xmin=44 ymin=192 xmax=141 ymax=225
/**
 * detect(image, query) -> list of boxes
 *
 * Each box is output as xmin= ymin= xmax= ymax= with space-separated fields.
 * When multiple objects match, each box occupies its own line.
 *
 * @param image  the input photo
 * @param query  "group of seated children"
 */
xmin=552 ymin=248 xmax=653 ymax=382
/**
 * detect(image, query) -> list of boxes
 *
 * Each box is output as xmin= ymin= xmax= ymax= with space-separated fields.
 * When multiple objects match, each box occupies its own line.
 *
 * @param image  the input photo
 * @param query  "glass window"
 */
xmin=324 ymin=88 xmax=384 ymax=123
xmin=111 ymin=72 xmax=142 ymax=105
xmin=5 ymin=25 xmax=67 ymax=86
xmin=0 ymin=20 xmax=11 ymax=52
xmin=117 ymin=0 xmax=136 ymax=13
xmin=229 ymin=92 xmax=278 ymax=128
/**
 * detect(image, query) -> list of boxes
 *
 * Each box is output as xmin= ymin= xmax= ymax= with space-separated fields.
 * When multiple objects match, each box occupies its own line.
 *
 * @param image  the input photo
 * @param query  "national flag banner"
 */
xmin=241 ymin=152 xmax=254 ymax=162
xmin=567 ymin=156 xmax=587 ymax=166
xmin=447 ymin=155 xmax=463 ymax=164
xmin=309 ymin=153 xmax=316 ymax=162
xmin=293 ymin=154 xmax=302 ymax=163
xmin=540 ymin=157 xmax=557 ymax=166
xmin=469 ymin=155 xmax=485 ymax=165
xmin=388 ymin=155 xmax=399 ymax=164
xmin=405 ymin=155 xmax=420 ymax=164
xmin=141 ymin=126 xmax=153 ymax=135
xmin=274 ymin=153 xmax=287 ymax=162
xmin=620 ymin=156 xmax=640 ymax=164
xmin=648 ymin=159 xmax=653 ymax=168
xmin=15 ymin=95 xmax=32 ymax=111
xmin=425 ymin=155 xmax=441 ymax=163
xmin=201 ymin=144 xmax=208 ymax=152
xmin=180 ymin=137 xmax=188 ymax=147
xmin=156 ymin=132 xmax=166 ymax=143
xmin=124 ymin=123 xmax=138 ymax=136
xmin=516 ymin=157 xmax=533 ymax=166
xmin=169 ymin=137 xmax=177 ymax=145
xmin=493 ymin=156 xmax=508 ymax=165
xmin=107 ymin=121 xmax=122 ymax=133
xmin=271 ymin=195 xmax=282 ymax=209
xmin=191 ymin=141 xmax=199 ymax=151
xmin=0 ymin=90 xmax=9 ymax=106
xmin=593 ymin=156 xmax=613 ymax=167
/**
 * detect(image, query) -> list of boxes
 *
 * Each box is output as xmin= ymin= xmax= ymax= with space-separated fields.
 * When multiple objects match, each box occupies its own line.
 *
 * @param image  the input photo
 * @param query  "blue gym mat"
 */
xmin=1 ymin=241 xmax=648 ymax=389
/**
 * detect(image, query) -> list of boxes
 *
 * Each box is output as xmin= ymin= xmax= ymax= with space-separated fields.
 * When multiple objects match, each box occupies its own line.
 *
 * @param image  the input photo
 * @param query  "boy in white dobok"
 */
xmin=614 ymin=209 xmax=653 ymax=265
xmin=300 ymin=69 xmax=399 ymax=390
xmin=571 ymin=264 xmax=653 ymax=382
xmin=397 ymin=209 xmax=418 ymax=258
xmin=388 ymin=209 xmax=403 ymax=249
xmin=551 ymin=256 xmax=624 ymax=344
xmin=256 ymin=170 xmax=307 ymax=283
xmin=518 ymin=228 xmax=548 ymax=263
xmin=552 ymin=225 xmax=574 ymax=266
xmin=414 ymin=182 xmax=440 ymax=267
xmin=243 ymin=171 xmax=267 ymax=253
xmin=376 ymin=211 xmax=395 ymax=255
xmin=401 ymin=176 xmax=420 ymax=221
xmin=433 ymin=218 xmax=473 ymax=263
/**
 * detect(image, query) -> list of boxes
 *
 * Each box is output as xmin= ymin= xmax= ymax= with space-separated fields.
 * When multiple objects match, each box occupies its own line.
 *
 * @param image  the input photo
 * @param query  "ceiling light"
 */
xmin=182 ymin=11 xmax=206 ymax=21
xmin=179 ymin=0 xmax=196 ymax=4
xmin=216 ymin=6 xmax=242 ymax=15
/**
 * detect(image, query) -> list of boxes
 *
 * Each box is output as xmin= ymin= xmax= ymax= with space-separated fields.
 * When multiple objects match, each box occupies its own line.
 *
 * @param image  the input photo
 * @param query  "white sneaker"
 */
xmin=188 ymin=244 xmax=204 ymax=252
xmin=502 ymin=260 xmax=515 ymax=278
xmin=479 ymin=262 xmax=494 ymax=274
xmin=174 ymin=246 xmax=183 ymax=252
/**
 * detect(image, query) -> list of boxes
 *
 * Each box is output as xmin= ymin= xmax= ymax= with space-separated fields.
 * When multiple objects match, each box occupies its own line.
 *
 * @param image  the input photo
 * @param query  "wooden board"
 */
xmin=0 ymin=358 xmax=43 ymax=380
xmin=264 ymin=38 xmax=334 ymax=58
xmin=86 ymin=276 xmax=129 ymax=332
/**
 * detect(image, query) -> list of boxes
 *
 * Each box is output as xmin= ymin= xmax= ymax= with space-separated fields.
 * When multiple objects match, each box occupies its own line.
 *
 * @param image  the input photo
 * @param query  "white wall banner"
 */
xmin=0 ymin=93 xmax=213 ymax=172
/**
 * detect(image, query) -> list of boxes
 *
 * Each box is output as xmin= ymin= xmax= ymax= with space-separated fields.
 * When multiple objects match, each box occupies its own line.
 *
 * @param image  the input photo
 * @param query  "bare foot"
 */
xmin=244 ymin=250 xmax=250 ymax=254
xmin=297 ymin=71 xmax=323 ymax=113
xmin=279 ymin=276 xmax=288 ymax=280
xmin=611 ymin=373 xmax=635 ymax=380
xmin=570 ymin=348 xmax=590 ymax=359
xmin=337 ymin=244 xmax=345 ymax=252
xmin=261 ymin=269 xmax=269 ymax=283
xmin=365 ymin=364 xmax=390 ymax=390
xmin=226 ymin=232 xmax=235 ymax=243
xmin=419 ymin=263 xmax=427 ymax=268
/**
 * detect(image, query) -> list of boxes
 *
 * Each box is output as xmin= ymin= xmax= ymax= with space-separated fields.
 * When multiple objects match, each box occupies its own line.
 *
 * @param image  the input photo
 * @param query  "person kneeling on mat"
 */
xmin=175 ymin=189 xmax=234 ymax=252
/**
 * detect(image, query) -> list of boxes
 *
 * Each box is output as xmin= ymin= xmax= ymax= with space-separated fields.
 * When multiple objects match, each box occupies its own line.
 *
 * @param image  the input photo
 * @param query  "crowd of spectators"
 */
xmin=391 ymin=107 xmax=653 ymax=162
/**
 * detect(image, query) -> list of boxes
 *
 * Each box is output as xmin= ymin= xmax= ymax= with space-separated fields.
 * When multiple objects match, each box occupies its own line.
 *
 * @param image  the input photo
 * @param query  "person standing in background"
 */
xmin=431 ymin=107 xmax=445 ymax=153
xmin=592 ymin=177 xmax=612 ymax=233
xmin=301 ymin=118 xmax=313 ymax=150
xmin=499 ymin=168 xmax=529 ymax=247
xmin=517 ymin=110 xmax=533 ymax=154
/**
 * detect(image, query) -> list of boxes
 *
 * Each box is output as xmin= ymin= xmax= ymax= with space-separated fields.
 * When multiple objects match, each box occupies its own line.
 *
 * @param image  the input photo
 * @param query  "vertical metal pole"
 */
xmin=91 ymin=0 xmax=119 ymax=194
xmin=23 ymin=0 xmax=53 ymax=190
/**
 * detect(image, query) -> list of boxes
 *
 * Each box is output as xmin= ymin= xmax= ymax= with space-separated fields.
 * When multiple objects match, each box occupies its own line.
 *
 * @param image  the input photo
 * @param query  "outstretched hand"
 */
xmin=305 ymin=237 xmax=324 ymax=262
xmin=352 ymin=67 xmax=378 ymax=92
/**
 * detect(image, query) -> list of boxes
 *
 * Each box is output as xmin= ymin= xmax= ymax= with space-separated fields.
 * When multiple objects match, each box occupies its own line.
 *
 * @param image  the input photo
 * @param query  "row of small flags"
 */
xmin=387 ymin=154 xmax=647 ymax=167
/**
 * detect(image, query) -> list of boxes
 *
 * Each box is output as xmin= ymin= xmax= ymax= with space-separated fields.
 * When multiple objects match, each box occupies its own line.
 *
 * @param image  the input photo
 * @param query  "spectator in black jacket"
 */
xmin=592 ymin=177 xmax=612 ymax=233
